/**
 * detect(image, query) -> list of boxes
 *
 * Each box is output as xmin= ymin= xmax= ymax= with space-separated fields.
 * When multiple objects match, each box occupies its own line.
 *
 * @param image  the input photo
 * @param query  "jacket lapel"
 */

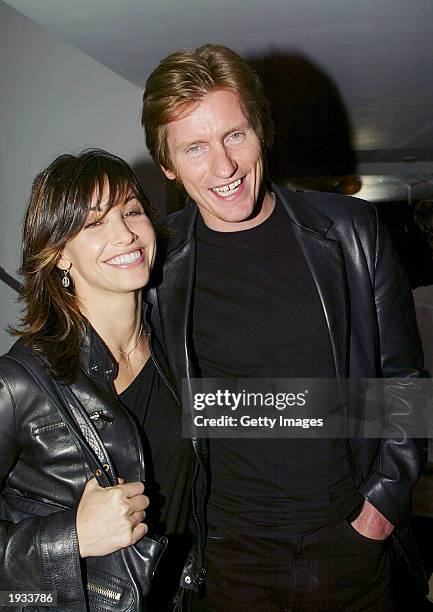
xmin=274 ymin=184 xmax=350 ymax=378
xmin=154 ymin=205 xmax=200 ymax=395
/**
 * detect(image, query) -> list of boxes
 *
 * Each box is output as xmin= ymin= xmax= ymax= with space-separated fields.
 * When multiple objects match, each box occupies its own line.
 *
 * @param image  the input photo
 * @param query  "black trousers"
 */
xmin=193 ymin=520 xmax=394 ymax=612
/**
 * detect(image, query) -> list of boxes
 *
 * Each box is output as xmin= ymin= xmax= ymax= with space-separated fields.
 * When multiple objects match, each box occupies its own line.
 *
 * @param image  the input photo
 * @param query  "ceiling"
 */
xmin=5 ymin=0 xmax=433 ymax=202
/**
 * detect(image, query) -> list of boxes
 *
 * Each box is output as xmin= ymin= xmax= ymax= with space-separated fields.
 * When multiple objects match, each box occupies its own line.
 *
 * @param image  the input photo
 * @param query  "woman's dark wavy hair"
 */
xmin=11 ymin=149 xmax=162 ymax=382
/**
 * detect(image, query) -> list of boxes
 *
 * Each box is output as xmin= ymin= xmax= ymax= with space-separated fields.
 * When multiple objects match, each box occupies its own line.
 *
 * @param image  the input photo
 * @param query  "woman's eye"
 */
xmin=84 ymin=220 xmax=102 ymax=229
xmin=124 ymin=209 xmax=144 ymax=218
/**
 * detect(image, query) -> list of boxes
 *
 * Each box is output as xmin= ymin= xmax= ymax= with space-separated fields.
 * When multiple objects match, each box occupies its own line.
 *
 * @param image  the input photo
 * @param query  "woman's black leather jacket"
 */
xmin=0 ymin=320 xmax=203 ymax=609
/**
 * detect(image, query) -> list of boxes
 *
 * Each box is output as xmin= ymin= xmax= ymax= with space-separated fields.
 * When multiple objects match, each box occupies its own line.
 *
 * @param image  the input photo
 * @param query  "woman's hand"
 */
xmin=76 ymin=477 xmax=149 ymax=558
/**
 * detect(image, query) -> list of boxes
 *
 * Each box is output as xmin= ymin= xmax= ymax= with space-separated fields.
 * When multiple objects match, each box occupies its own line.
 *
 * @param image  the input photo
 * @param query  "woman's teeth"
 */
xmin=107 ymin=250 xmax=141 ymax=265
xmin=212 ymin=178 xmax=242 ymax=197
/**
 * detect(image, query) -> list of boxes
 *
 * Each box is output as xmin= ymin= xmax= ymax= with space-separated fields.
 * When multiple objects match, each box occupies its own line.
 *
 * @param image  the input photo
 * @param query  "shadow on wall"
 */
xmin=248 ymin=51 xmax=361 ymax=195
xmin=131 ymin=156 xmax=183 ymax=217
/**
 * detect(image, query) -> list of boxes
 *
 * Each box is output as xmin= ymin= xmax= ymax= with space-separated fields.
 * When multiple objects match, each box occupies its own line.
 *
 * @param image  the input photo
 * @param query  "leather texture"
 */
xmin=5 ymin=350 xmax=168 ymax=612
xmin=146 ymin=182 xmax=430 ymax=590
xmin=0 ymin=320 xmax=178 ymax=609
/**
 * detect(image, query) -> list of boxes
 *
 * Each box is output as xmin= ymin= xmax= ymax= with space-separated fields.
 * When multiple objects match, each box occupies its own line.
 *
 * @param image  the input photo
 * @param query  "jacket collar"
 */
xmin=271 ymin=182 xmax=333 ymax=236
xmin=165 ymin=200 xmax=199 ymax=256
xmin=79 ymin=303 xmax=159 ymax=384
xmin=79 ymin=323 xmax=119 ymax=382
xmin=165 ymin=181 xmax=333 ymax=257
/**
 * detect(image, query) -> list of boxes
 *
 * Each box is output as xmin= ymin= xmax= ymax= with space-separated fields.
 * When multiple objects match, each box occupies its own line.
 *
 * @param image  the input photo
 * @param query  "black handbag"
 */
xmin=6 ymin=354 xmax=167 ymax=612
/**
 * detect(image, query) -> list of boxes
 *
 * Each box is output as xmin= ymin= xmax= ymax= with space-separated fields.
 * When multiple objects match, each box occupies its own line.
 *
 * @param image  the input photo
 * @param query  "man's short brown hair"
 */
xmin=142 ymin=44 xmax=274 ymax=171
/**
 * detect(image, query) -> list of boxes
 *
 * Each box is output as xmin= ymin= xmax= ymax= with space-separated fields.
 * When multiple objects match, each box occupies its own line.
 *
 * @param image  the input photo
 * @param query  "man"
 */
xmin=142 ymin=45 xmax=428 ymax=611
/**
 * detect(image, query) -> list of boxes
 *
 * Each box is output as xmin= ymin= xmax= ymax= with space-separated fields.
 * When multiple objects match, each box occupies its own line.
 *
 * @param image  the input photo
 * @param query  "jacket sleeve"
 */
xmin=0 ymin=370 xmax=86 ymax=608
xmin=357 ymin=206 xmax=430 ymax=528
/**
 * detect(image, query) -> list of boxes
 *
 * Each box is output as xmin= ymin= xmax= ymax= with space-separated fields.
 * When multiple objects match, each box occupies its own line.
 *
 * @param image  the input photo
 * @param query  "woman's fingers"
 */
xmin=129 ymin=510 xmax=146 ymax=528
xmin=131 ymin=522 xmax=148 ymax=543
xmin=128 ymin=493 xmax=149 ymax=514
xmin=117 ymin=480 xmax=145 ymax=498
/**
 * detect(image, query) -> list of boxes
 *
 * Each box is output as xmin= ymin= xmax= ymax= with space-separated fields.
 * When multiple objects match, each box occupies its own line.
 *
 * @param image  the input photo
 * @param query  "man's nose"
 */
xmin=212 ymin=145 xmax=238 ymax=179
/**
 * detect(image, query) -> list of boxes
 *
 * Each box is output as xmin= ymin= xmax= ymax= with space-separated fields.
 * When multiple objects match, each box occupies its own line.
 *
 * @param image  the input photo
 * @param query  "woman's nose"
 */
xmin=111 ymin=216 xmax=136 ymax=245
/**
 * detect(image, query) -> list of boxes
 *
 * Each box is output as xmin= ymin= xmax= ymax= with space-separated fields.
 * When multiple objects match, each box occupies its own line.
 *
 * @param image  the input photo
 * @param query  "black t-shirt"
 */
xmin=119 ymin=358 xmax=194 ymax=536
xmin=193 ymin=196 xmax=361 ymax=537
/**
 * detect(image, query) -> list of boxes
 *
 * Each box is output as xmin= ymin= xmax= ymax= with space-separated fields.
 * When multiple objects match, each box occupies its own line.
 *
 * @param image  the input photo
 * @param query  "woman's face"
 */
xmin=58 ymin=188 xmax=156 ymax=304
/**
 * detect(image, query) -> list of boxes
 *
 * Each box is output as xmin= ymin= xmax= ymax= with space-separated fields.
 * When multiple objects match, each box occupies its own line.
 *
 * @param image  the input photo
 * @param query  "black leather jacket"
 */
xmin=0 ymin=319 xmax=195 ymax=609
xmin=147 ymin=182 xmax=429 ymax=588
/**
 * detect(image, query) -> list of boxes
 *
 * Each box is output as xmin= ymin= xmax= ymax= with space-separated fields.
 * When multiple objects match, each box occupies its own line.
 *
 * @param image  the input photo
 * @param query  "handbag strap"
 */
xmin=56 ymin=379 xmax=118 ymax=487
xmin=5 ymin=354 xmax=117 ymax=488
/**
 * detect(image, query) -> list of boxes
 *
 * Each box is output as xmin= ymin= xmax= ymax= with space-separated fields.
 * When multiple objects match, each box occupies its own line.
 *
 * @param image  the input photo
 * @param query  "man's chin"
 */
xmin=217 ymin=204 xmax=257 ymax=225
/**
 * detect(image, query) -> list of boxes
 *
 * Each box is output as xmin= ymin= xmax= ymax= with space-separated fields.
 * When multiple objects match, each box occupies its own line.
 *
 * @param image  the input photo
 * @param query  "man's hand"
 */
xmin=350 ymin=499 xmax=394 ymax=540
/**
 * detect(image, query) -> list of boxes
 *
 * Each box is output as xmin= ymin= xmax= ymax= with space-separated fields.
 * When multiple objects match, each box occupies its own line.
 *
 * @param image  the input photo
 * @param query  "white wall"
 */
xmin=0 ymin=2 xmax=158 ymax=353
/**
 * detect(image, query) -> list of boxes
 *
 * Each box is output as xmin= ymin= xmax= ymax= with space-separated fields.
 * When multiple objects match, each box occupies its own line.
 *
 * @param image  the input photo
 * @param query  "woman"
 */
xmin=0 ymin=149 xmax=194 ymax=609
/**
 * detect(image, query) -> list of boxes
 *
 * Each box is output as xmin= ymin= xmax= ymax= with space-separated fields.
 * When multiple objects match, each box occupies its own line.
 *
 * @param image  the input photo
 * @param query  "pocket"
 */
xmin=32 ymin=410 xmax=112 ymax=437
xmin=87 ymin=568 xmax=133 ymax=611
xmin=85 ymin=536 xmax=168 ymax=611
xmin=342 ymin=519 xmax=388 ymax=547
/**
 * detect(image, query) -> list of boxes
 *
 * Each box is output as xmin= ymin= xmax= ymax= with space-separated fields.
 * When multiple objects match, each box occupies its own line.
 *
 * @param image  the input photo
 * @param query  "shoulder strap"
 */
xmin=5 ymin=353 xmax=117 ymax=488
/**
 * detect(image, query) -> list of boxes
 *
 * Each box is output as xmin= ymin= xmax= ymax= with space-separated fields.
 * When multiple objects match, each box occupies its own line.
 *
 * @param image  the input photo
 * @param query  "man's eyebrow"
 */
xmin=174 ymin=138 xmax=202 ymax=152
xmin=223 ymin=122 xmax=251 ymax=138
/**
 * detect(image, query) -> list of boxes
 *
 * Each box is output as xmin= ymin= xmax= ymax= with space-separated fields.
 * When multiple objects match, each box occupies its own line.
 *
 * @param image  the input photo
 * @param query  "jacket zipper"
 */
xmin=32 ymin=411 xmax=112 ymax=436
xmin=87 ymin=581 xmax=121 ymax=602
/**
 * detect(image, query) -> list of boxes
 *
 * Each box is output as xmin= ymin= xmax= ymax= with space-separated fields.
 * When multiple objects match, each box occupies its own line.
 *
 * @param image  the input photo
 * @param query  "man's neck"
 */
xmin=201 ymin=189 xmax=276 ymax=233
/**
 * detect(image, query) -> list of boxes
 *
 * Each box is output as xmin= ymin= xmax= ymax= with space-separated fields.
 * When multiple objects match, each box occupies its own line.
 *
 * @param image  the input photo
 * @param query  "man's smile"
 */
xmin=211 ymin=177 xmax=244 ymax=200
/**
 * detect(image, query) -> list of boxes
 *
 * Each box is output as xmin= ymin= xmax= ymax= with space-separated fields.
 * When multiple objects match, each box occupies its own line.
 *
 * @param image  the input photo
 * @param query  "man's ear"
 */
xmin=161 ymin=165 xmax=176 ymax=181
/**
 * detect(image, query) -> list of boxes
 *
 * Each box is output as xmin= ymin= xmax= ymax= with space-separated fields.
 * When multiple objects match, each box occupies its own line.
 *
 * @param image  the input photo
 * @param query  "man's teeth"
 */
xmin=212 ymin=178 xmax=241 ymax=197
xmin=107 ymin=250 xmax=141 ymax=265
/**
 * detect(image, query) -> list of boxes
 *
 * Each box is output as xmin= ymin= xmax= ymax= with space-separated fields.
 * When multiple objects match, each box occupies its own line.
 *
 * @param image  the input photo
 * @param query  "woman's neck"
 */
xmin=79 ymin=291 xmax=150 ymax=393
xmin=81 ymin=292 xmax=143 ymax=352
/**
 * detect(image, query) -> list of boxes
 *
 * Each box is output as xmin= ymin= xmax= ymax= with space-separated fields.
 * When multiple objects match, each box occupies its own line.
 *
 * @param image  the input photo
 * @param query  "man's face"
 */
xmin=162 ymin=89 xmax=267 ymax=232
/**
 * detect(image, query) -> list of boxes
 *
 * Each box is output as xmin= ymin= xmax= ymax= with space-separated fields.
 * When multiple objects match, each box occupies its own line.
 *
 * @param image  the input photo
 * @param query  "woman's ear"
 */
xmin=56 ymin=252 xmax=71 ymax=271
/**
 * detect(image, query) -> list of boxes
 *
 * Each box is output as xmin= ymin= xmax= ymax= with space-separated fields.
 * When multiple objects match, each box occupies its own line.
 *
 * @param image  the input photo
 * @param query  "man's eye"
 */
xmin=228 ymin=132 xmax=244 ymax=143
xmin=186 ymin=144 xmax=201 ymax=155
